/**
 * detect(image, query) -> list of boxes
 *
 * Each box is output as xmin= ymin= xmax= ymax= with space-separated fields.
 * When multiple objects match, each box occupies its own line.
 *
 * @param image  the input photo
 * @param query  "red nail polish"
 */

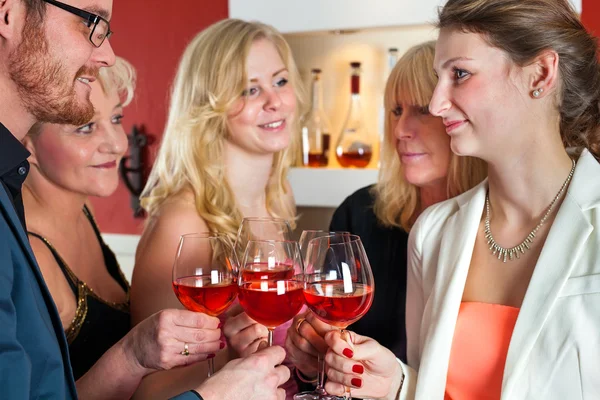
xmin=217 ymin=321 xmax=223 ymax=329
xmin=220 ymin=341 xmax=226 ymax=349
xmin=342 ymin=348 xmax=354 ymax=358
xmin=351 ymin=378 xmax=362 ymax=388
xmin=207 ymin=353 xmax=216 ymax=359
xmin=352 ymin=364 xmax=364 ymax=374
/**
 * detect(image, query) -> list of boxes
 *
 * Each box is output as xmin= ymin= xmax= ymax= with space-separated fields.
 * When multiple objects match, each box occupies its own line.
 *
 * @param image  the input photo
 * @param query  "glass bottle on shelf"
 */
xmin=301 ymin=69 xmax=331 ymax=167
xmin=336 ymin=61 xmax=373 ymax=168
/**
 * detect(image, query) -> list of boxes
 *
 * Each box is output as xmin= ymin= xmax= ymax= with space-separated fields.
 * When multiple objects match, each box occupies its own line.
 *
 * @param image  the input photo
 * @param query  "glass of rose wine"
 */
xmin=295 ymin=231 xmax=351 ymax=400
xmin=300 ymin=234 xmax=374 ymax=400
xmin=238 ymin=240 xmax=305 ymax=346
xmin=234 ymin=217 xmax=293 ymax=268
xmin=172 ymin=233 xmax=238 ymax=377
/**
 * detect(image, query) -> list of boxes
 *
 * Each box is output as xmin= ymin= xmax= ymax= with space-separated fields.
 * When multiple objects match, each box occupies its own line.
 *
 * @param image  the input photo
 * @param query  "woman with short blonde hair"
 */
xmin=22 ymin=57 xmax=223 ymax=399
xmin=375 ymin=40 xmax=486 ymax=231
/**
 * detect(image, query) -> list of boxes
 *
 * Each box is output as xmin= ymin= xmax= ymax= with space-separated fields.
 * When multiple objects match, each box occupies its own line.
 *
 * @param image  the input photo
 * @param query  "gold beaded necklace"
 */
xmin=484 ymin=159 xmax=576 ymax=263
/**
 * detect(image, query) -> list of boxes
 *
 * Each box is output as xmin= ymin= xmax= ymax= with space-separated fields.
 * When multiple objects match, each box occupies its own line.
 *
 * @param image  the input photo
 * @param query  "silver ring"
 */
xmin=180 ymin=342 xmax=190 ymax=356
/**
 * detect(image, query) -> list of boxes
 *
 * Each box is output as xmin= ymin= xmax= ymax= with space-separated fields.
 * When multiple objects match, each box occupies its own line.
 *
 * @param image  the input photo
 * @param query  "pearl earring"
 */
xmin=533 ymin=88 xmax=544 ymax=98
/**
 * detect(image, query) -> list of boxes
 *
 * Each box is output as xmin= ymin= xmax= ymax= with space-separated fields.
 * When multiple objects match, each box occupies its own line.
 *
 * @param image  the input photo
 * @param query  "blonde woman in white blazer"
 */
xmin=318 ymin=0 xmax=600 ymax=399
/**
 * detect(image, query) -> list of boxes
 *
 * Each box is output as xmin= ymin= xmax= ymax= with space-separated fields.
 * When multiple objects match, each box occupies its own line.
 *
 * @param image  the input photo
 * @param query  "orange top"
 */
xmin=444 ymin=302 xmax=520 ymax=400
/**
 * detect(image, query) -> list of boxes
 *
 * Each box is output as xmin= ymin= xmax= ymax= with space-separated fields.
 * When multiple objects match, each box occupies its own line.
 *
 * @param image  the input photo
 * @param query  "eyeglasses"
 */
xmin=42 ymin=0 xmax=112 ymax=48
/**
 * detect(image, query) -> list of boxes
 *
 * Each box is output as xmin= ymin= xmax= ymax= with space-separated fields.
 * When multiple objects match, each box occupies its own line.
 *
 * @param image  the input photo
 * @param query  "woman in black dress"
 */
xmin=22 ymin=57 xmax=223 ymax=399
xmin=286 ymin=40 xmax=487 ymax=380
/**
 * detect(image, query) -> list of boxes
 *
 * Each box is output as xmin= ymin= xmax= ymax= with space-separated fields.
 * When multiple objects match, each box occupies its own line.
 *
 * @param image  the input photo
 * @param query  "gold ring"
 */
xmin=296 ymin=317 xmax=306 ymax=333
xmin=180 ymin=342 xmax=190 ymax=356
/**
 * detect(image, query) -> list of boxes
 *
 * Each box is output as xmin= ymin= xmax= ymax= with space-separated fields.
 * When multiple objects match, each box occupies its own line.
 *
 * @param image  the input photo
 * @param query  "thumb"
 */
xmin=257 ymin=340 xmax=269 ymax=351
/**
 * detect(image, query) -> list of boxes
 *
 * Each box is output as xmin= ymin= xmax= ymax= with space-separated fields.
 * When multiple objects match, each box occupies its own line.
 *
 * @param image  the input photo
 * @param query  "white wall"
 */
xmin=230 ymin=0 xmax=582 ymax=34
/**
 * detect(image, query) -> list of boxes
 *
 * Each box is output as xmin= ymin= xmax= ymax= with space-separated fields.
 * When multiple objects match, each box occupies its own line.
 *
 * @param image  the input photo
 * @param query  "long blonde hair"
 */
xmin=140 ymin=19 xmax=306 ymax=242
xmin=373 ymin=41 xmax=487 ymax=232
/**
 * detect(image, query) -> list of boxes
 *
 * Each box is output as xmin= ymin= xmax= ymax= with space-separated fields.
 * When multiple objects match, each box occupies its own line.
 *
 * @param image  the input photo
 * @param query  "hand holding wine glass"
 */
xmin=299 ymin=234 xmax=375 ymax=399
xmin=322 ymin=330 xmax=402 ymax=399
xmin=293 ymin=231 xmax=350 ymax=400
xmin=172 ymin=233 xmax=238 ymax=377
xmin=223 ymin=306 xmax=270 ymax=358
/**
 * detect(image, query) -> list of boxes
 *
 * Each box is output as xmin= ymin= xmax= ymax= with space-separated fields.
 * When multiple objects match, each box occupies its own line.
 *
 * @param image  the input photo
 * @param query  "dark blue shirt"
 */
xmin=0 ymin=122 xmax=30 ymax=229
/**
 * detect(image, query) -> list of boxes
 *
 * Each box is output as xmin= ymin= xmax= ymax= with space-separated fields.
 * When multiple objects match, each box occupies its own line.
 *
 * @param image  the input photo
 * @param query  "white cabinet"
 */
xmin=229 ymin=0 xmax=582 ymax=34
xmin=229 ymin=0 xmax=443 ymax=33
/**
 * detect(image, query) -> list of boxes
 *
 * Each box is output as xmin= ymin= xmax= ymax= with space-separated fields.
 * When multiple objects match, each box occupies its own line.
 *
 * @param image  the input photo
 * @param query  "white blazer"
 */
xmin=397 ymin=149 xmax=600 ymax=400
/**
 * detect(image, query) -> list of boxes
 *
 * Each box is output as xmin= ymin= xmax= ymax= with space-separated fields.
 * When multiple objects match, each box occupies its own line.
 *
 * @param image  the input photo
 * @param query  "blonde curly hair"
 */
xmin=140 ymin=19 xmax=307 ymax=243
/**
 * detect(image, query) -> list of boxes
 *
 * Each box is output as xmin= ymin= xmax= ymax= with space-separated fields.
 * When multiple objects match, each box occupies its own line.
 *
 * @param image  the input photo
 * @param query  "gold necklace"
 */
xmin=484 ymin=159 xmax=576 ymax=263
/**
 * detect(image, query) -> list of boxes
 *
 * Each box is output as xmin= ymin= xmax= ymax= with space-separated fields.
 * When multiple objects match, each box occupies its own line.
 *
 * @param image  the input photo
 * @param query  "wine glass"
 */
xmin=234 ymin=217 xmax=293 ymax=264
xmin=298 ymin=230 xmax=350 ymax=261
xmin=172 ymin=233 xmax=238 ymax=377
xmin=237 ymin=240 xmax=305 ymax=346
xmin=300 ymin=234 xmax=374 ymax=400
xmin=295 ymin=231 xmax=350 ymax=400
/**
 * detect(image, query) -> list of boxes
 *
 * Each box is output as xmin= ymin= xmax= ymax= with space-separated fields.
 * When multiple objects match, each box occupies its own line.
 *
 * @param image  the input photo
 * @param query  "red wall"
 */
xmin=89 ymin=0 xmax=228 ymax=234
xmin=582 ymin=0 xmax=600 ymax=37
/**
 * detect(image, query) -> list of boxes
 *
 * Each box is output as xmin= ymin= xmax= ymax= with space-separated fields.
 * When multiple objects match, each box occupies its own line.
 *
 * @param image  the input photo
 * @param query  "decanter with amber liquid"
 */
xmin=335 ymin=62 xmax=373 ymax=168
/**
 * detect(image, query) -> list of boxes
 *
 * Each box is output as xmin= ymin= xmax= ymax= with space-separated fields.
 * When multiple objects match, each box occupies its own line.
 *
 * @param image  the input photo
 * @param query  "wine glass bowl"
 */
xmin=237 ymin=240 xmax=305 ymax=345
xmin=234 ymin=217 xmax=293 ymax=266
xmin=303 ymin=234 xmax=374 ymax=329
xmin=172 ymin=232 xmax=238 ymax=376
xmin=295 ymin=233 xmax=374 ymax=400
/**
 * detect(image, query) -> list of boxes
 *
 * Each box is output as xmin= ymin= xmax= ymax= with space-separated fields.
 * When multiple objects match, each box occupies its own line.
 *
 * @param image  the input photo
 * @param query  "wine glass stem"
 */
xmin=268 ymin=329 xmax=274 ymax=347
xmin=341 ymin=328 xmax=352 ymax=400
xmin=207 ymin=357 xmax=215 ymax=377
xmin=315 ymin=353 xmax=327 ymax=394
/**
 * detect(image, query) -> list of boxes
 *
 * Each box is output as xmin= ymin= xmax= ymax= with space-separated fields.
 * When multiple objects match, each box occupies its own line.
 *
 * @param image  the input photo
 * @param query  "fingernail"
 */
xmin=220 ymin=340 xmax=226 ymax=349
xmin=207 ymin=353 xmax=216 ymax=359
xmin=352 ymin=364 xmax=364 ymax=374
xmin=342 ymin=348 xmax=354 ymax=358
xmin=351 ymin=378 xmax=362 ymax=388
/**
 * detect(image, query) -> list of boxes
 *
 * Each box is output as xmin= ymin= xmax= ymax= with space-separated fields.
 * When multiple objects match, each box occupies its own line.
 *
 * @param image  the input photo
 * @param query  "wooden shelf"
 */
xmin=289 ymin=167 xmax=378 ymax=208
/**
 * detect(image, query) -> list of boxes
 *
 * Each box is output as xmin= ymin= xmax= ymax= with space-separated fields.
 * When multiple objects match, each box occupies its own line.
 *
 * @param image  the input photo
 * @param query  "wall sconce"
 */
xmin=119 ymin=125 xmax=152 ymax=218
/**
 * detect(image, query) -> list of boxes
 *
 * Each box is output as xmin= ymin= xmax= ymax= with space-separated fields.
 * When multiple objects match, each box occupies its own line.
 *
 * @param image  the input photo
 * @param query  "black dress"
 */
xmin=28 ymin=206 xmax=131 ymax=380
xmin=329 ymin=185 xmax=408 ymax=362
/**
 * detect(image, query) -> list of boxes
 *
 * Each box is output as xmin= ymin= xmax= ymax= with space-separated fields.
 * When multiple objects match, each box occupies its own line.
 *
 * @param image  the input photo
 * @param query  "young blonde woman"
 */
xmin=314 ymin=1 xmax=600 ymax=399
xmin=130 ymin=19 xmax=307 ymax=399
xmin=22 ymin=57 xmax=224 ymax=399
xmin=286 ymin=40 xmax=487 ymax=387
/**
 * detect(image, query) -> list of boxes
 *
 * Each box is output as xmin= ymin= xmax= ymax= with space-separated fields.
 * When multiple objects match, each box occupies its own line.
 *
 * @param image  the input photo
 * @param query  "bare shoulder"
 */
xmin=139 ymin=190 xmax=209 ymax=247
xmin=131 ymin=190 xmax=209 ymax=324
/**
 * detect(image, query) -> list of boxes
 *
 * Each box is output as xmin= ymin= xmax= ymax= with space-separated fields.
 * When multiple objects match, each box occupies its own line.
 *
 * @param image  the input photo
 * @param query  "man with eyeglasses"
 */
xmin=0 ymin=1 xmax=289 ymax=399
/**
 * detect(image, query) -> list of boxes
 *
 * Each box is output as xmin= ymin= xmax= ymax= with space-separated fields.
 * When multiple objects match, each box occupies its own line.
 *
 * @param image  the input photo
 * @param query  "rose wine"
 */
xmin=173 ymin=276 xmax=238 ymax=316
xmin=303 ymin=281 xmax=374 ymax=328
xmin=238 ymin=280 xmax=305 ymax=328
xmin=337 ymin=150 xmax=372 ymax=168
xmin=241 ymin=262 xmax=295 ymax=281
